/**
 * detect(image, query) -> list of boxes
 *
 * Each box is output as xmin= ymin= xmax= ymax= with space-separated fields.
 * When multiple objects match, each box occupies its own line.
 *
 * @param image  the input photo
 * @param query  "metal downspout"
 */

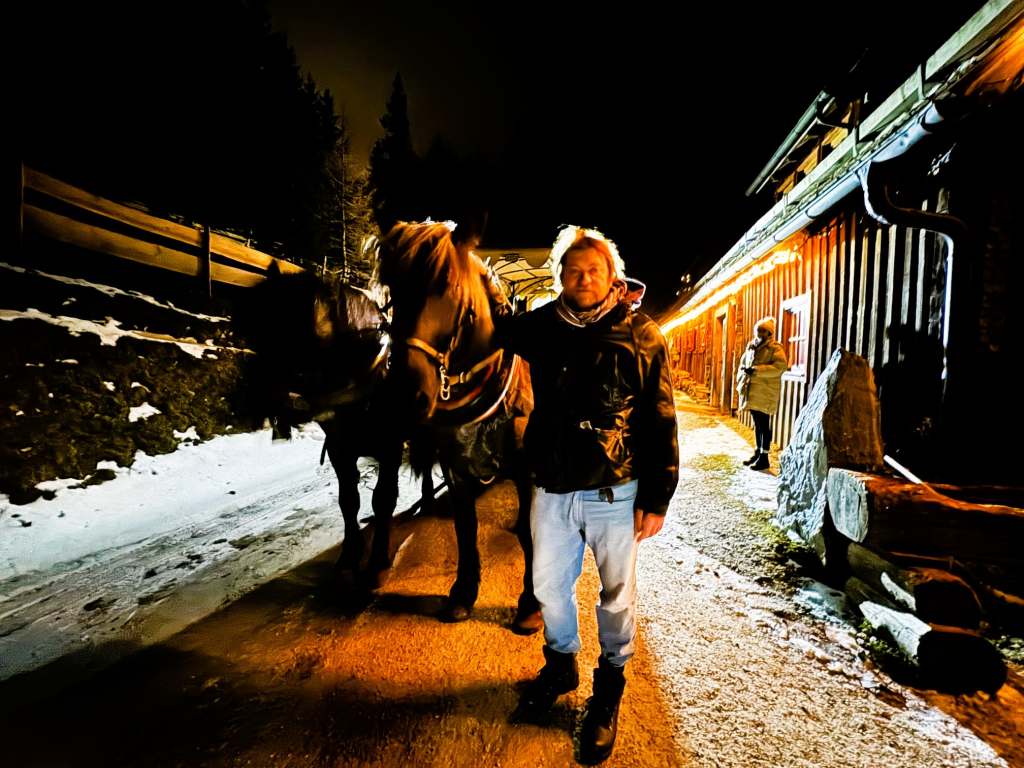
xmin=856 ymin=101 xmax=968 ymax=403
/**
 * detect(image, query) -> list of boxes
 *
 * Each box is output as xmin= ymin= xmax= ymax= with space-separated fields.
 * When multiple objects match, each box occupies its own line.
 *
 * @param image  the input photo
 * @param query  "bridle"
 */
xmin=404 ymin=303 xmax=504 ymax=403
xmin=389 ymin=268 xmax=519 ymax=426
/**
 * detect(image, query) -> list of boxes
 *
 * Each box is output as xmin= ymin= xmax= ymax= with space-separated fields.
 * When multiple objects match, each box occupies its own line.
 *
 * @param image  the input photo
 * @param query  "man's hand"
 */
xmin=633 ymin=508 xmax=665 ymax=541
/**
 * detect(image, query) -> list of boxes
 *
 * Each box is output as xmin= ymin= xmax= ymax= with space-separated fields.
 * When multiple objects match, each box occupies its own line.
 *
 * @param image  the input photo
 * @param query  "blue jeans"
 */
xmin=531 ymin=479 xmax=640 ymax=667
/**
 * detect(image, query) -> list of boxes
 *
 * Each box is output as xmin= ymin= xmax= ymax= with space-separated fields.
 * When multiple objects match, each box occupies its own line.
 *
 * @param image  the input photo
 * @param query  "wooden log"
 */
xmin=855 ymin=599 xmax=1007 ymax=693
xmin=210 ymin=232 xmax=303 ymax=274
xmin=845 ymin=576 xmax=900 ymax=612
xmin=885 ymin=549 xmax=1024 ymax=631
xmin=827 ymin=468 xmax=1024 ymax=566
xmin=847 ymin=542 xmax=982 ymax=628
xmin=977 ymin=584 xmax=1024 ymax=633
xmin=201 ymin=224 xmax=212 ymax=298
xmin=928 ymin=482 xmax=1024 ymax=508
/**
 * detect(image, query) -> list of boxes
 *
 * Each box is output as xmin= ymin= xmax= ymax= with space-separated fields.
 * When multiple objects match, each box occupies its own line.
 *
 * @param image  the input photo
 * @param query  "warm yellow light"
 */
xmin=660 ymin=248 xmax=801 ymax=335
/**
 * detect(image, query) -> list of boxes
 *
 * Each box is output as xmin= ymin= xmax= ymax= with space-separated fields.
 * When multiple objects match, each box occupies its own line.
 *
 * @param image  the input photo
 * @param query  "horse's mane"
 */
xmin=377 ymin=221 xmax=492 ymax=319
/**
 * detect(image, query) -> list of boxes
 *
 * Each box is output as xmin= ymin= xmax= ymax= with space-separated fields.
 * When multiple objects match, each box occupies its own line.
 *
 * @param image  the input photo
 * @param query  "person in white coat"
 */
xmin=735 ymin=316 xmax=788 ymax=470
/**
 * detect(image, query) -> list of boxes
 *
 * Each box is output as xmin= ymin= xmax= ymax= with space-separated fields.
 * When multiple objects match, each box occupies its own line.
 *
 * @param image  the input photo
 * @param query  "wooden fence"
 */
xmin=17 ymin=165 xmax=303 ymax=291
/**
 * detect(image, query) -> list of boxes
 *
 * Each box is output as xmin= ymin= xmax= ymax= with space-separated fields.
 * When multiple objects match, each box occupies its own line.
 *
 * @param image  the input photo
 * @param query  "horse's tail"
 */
xmin=407 ymin=429 xmax=438 ymax=479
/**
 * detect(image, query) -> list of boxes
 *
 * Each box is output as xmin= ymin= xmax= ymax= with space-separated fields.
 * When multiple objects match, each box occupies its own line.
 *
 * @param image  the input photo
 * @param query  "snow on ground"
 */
xmin=0 ymin=424 xmax=432 ymax=681
xmin=0 ymin=307 xmax=237 ymax=359
xmin=127 ymin=402 xmax=162 ymax=422
xmin=0 ymin=261 xmax=230 ymax=322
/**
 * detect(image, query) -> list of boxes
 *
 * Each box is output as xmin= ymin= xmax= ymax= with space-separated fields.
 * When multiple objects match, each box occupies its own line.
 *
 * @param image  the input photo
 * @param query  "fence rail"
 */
xmin=18 ymin=165 xmax=303 ymax=289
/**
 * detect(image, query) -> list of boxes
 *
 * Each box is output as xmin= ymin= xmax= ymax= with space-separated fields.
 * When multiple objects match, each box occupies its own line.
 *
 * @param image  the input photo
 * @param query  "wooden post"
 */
xmin=16 ymin=160 xmax=24 ymax=258
xmin=201 ymin=224 xmax=212 ymax=298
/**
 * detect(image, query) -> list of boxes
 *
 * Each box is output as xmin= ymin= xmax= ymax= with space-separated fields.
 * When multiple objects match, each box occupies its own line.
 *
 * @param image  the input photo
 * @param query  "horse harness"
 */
xmin=404 ymin=303 xmax=504 ymax=403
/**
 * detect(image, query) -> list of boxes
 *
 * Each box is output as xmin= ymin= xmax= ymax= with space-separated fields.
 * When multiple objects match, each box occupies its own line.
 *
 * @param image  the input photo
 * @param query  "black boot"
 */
xmin=742 ymin=450 xmax=760 ymax=465
xmin=509 ymin=646 xmax=579 ymax=724
xmin=577 ymin=657 xmax=626 ymax=764
xmin=750 ymin=451 xmax=770 ymax=471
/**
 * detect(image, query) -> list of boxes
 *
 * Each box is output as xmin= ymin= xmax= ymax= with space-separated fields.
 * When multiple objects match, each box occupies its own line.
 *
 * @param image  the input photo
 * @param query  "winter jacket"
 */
xmin=736 ymin=338 xmax=788 ymax=415
xmin=498 ymin=301 xmax=679 ymax=516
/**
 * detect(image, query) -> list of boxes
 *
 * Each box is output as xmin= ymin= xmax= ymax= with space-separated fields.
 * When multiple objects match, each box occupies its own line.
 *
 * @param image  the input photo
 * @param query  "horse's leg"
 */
xmin=324 ymin=424 xmax=363 ymax=584
xmin=511 ymin=468 xmax=543 ymax=634
xmin=409 ymin=429 xmax=436 ymax=515
xmin=444 ymin=469 xmax=481 ymax=622
xmin=367 ymin=440 xmax=401 ymax=587
xmin=420 ymin=469 xmax=435 ymax=515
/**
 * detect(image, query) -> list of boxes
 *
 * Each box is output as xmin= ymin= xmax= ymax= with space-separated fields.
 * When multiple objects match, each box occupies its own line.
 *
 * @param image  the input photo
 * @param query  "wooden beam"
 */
xmin=25 ymin=167 xmax=303 ymax=279
xmin=25 ymin=204 xmax=200 ymax=277
xmin=201 ymin=224 xmax=212 ymax=297
xmin=854 ymin=597 xmax=1006 ymax=693
xmin=846 ymin=541 xmax=982 ymax=628
xmin=26 ymin=169 xmax=203 ymax=250
xmin=209 ymin=261 xmax=267 ymax=288
xmin=828 ymin=468 xmax=1024 ymax=568
xmin=25 ymin=204 xmax=268 ymax=288
xmin=209 ymin=232 xmax=303 ymax=274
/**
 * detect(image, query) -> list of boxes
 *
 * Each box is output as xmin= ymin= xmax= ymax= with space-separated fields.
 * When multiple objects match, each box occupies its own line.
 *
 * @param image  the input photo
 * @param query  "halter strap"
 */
xmin=434 ymin=351 xmax=518 ymax=425
xmin=400 ymin=265 xmax=512 ymax=404
xmin=406 ymin=337 xmax=449 ymax=368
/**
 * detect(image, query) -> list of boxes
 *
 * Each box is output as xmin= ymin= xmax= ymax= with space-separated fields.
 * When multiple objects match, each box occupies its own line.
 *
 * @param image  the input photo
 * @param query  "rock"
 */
xmin=775 ymin=349 xmax=883 ymax=560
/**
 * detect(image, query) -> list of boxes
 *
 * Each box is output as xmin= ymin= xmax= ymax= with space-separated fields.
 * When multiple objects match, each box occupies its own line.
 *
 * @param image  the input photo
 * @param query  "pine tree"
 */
xmin=343 ymin=166 xmax=379 ymax=288
xmin=368 ymin=73 xmax=420 ymax=233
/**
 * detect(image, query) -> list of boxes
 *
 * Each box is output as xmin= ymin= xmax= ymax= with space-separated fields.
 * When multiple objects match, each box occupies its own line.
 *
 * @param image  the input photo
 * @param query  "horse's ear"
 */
xmin=453 ymin=210 xmax=488 ymax=248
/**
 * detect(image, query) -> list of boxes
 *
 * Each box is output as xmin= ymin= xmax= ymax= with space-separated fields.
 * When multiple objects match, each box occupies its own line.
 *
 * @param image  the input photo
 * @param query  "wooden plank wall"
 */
xmin=669 ymin=197 xmax=945 ymax=451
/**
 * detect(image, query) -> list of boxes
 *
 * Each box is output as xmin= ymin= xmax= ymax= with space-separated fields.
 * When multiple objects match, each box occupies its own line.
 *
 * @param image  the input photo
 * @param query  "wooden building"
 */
xmin=660 ymin=1 xmax=1023 ymax=481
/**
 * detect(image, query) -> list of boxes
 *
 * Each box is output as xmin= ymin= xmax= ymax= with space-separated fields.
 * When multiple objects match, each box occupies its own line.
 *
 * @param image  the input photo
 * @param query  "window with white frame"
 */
xmin=780 ymin=292 xmax=810 ymax=379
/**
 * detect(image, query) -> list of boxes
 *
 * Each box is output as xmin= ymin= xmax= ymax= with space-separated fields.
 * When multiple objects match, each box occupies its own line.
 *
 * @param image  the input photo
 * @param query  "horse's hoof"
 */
xmin=510 ymin=609 xmax=544 ymax=636
xmin=334 ymin=567 xmax=358 ymax=593
xmin=361 ymin=568 xmax=388 ymax=591
xmin=442 ymin=603 xmax=473 ymax=623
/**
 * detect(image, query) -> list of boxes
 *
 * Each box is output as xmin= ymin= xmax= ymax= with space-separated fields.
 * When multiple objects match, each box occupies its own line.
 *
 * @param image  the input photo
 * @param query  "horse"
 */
xmin=377 ymin=220 xmax=540 ymax=627
xmin=237 ymin=265 xmax=413 ymax=589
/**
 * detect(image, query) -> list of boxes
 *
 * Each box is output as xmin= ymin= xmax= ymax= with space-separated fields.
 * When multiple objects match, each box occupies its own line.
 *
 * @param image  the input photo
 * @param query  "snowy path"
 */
xmin=0 ymin=425 xmax=430 ymax=681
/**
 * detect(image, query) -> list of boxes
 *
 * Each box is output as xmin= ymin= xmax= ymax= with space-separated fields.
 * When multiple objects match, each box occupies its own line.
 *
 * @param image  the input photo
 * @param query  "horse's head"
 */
xmin=240 ymin=262 xmax=386 ymax=427
xmin=241 ymin=265 xmax=342 ymax=361
xmin=378 ymin=221 xmax=503 ymax=423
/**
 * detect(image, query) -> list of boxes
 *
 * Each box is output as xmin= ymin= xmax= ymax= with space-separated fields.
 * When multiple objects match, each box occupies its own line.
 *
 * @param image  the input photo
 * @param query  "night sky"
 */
xmin=16 ymin=1 xmax=984 ymax=312
xmin=268 ymin=1 xmax=982 ymax=311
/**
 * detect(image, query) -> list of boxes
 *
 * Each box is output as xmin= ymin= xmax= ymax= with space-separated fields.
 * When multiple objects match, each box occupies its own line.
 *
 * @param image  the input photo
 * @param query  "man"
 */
xmin=502 ymin=226 xmax=678 ymax=764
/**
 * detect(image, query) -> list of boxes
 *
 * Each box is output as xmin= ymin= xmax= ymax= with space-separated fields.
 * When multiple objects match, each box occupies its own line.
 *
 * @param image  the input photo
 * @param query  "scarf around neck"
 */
xmin=555 ymin=279 xmax=627 ymax=328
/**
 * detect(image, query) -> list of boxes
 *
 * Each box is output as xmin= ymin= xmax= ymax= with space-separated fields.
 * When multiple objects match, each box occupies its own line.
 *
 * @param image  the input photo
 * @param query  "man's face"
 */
xmin=756 ymin=326 xmax=771 ymax=341
xmin=561 ymin=247 xmax=613 ymax=311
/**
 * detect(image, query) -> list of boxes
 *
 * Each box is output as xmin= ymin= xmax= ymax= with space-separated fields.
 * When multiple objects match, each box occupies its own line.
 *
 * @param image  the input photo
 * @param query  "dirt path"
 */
xmin=2 ymin=400 xmax=1020 ymax=767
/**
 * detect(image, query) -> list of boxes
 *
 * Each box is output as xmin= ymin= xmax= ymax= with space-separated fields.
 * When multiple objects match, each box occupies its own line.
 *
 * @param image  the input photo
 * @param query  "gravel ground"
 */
xmin=2 ymin=396 xmax=1020 ymax=767
xmin=638 ymin=394 xmax=1022 ymax=767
